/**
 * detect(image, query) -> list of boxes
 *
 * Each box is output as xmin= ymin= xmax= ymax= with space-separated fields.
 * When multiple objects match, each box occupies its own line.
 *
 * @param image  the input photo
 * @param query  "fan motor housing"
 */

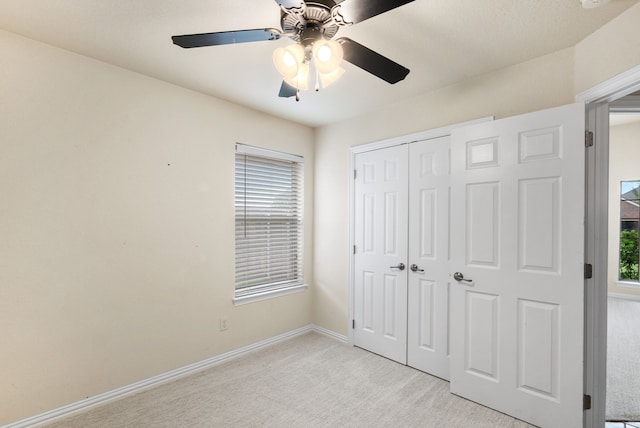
xmin=280 ymin=1 xmax=340 ymax=43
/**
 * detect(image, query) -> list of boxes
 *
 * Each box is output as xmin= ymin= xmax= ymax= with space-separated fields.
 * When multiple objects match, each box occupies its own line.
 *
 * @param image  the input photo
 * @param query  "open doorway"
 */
xmin=579 ymin=65 xmax=640 ymax=428
xmin=605 ymin=96 xmax=640 ymax=424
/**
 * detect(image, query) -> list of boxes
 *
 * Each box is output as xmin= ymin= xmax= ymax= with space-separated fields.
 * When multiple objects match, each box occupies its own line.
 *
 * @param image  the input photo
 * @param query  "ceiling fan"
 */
xmin=172 ymin=0 xmax=414 ymax=101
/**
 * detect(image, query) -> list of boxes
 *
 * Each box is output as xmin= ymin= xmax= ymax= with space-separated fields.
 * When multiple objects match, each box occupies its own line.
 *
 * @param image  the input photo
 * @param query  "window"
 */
xmin=619 ymin=180 xmax=640 ymax=282
xmin=234 ymin=144 xmax=304 ymax=302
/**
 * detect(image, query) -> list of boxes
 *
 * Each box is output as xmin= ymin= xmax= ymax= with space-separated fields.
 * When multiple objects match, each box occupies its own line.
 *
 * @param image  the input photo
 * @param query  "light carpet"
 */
xmin=607 ymin=297 xmax=640 ymax=421
xmin=43 ymin=332 xmax=533 ymax=428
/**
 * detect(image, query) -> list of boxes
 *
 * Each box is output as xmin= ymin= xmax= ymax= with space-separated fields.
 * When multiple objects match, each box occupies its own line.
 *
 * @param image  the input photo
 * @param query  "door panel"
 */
xmin=518 ymin=177 xmax=560 ymax=272
xmin=450 ymin=103 xmax=585 ymax=427
xmin=517 ymin=299 xmax=560 ymax=399
xmin=466 ymin=181 xmax=500 ymax=267
xmin=353 ymin=145 xmax=408 ymax=364
xmin=407 ymin=137 xmax=450 ymax=379
xmin=465 ymin=291 xmax=500 ymax=380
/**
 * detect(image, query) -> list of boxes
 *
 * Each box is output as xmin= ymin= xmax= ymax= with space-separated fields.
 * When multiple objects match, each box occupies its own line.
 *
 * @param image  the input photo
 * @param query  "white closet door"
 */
xmin=353 ymin=144 xmax=409 ymax=364
xmin=449 ymin=103 xmax=585 ymax=427
xmin=407 ymin=136 xmax=451 ymax=379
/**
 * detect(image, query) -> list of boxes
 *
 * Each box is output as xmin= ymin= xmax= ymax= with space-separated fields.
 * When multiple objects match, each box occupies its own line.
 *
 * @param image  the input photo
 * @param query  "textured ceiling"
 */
xmin=0 ymin=0 xmax=638 ymax=127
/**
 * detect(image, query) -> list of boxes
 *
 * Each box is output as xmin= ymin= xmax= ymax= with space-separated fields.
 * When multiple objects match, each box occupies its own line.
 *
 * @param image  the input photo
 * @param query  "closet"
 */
xmin=353 ymin=136 xmax=450 ymax=380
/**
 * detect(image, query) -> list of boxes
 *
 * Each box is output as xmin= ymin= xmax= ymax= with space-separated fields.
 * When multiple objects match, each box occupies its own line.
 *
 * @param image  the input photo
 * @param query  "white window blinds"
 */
xmin=234 ymin=144 xmax=304 ymax=298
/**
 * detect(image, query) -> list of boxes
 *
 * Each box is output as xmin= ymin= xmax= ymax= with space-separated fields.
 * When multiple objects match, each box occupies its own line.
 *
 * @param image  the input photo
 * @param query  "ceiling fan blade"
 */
xmin=274 ymin=0 xmax=304 ymax=9
xmin=333 ymin=0 xmax=415 ymax=25
xmin=338 ymin=37 xmax=410 ymax=84
xmin=279 ymin=81 xmax=298 ymax=98
xmin=172 ymin=29 xmax=281 ymax=48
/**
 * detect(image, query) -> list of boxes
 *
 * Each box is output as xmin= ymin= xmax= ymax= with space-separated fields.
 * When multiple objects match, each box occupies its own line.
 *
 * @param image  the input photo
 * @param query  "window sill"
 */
xmin=616 ymin=280 xmax=640 ymax=288
xmin=233 ymin=283 xmax=308 ymax=306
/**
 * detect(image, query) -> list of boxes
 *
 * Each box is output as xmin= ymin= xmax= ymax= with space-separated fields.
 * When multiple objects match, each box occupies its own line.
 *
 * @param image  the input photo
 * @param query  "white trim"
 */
xmin=3 ymin=324 xmax=346 ymax=428
xmin=348 ymin=150 xmax=356 ymax=345
xmin=311 ymin=323 xmax=348 ymax=343
xmin=235 ymin=143 xmax=303 ymax=163
xmin=615 ymin=280 xmax=640 ymax=289
xmin=608 ymin=292 xmax=640 ymax=302
xmin=583 ymin=101 xmax=609 ymax=428
xmin=576 ymin=64 xmax=640 ymax=104
xmin=233 ymin=283 xmax=308 ymax=305
xmin=350 ymin=116 xmax=494 ymax=154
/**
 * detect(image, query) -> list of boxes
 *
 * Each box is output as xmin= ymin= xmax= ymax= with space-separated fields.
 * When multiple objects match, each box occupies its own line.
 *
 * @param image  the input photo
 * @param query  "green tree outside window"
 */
xmin=619 ymin=180 xmax=640 ymax=281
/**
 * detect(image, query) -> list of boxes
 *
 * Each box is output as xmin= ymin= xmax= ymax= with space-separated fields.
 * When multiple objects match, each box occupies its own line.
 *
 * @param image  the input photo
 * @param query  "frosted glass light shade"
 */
xmin=319 ymin=67 xmax=345 ymax=88
xmin=312 ymin=39 xmax=343 ymax=74
xmin=283 ymin=62 xmax=310 ymax=90
xmin=273 ymin=44 xmax=306 ymax=78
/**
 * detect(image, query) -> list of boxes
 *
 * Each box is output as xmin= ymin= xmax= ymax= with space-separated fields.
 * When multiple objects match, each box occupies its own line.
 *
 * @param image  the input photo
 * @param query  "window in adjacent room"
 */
xmin=234 ymin=144 xmax=305 ymax=303
xmin=619 ymin=180 xmax=640 ymax=282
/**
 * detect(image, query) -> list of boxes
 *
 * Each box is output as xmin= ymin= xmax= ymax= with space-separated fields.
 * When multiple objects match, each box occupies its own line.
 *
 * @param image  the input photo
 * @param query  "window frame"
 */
xmin=617 ymin=179 xmax=640 ymax=286
xmin=233 ymin=143 xmax=306 ymax=304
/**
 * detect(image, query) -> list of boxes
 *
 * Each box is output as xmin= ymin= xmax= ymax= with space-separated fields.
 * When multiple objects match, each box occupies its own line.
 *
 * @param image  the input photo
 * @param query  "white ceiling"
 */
xmin=0 ymin=0 xmax=638 ymax=127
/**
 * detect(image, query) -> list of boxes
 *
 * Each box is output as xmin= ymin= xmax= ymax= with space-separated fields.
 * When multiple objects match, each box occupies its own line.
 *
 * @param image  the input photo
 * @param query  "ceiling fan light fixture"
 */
xmin=273 ymin=44 xmax=306 ymax=78
xmin=275 ymin=39 xmax=345 ymax=94
xmin=173 ymin=0 xmax=415 ymax=99
xmin=312 ymin=39 xmax=344 ymax=74
xmin=319 ymin=66 xmax=346 ymax=89
xmin=283 ymin=62 xmax=310 ymax=90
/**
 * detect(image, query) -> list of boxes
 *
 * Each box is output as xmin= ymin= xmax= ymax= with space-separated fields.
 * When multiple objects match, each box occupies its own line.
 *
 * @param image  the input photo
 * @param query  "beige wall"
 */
xmin=608 ymin=120 xmax=640 ymax=298
xmin=575 ymin=3 xmax=640 ymax=95
xmin=0 ymin=30 xmax=314 ymax=424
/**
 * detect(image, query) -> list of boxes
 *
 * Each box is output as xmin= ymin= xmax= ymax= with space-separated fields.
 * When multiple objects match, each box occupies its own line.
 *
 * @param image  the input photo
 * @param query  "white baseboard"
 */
xmin=3 ymin=324 xmax=344 ymax=428
xmin=609 ymin=292 xmax=640 ymax=302
xmin=310 ymin=323 xmax=348 ymax=343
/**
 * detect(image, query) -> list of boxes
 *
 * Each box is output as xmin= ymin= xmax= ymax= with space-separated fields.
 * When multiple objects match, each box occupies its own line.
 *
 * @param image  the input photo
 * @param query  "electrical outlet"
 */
xmin=219 ymin=318 xmax=229 ymax=331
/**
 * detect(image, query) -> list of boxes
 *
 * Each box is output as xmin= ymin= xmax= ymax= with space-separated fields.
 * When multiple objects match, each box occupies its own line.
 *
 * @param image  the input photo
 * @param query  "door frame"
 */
xmin=577 ymin=64 xmax=640 ymax=428
xmin=348 ymin=117 xmax=493 ymax=346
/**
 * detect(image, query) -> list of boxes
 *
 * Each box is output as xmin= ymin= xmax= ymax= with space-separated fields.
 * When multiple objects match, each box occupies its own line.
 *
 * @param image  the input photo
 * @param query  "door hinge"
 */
xmin=585 ymin=263 xmax=593 ymax=279
xmin=352 ymin=319 xmax=355 ymax=329
xmin=585 ymin=130 xmax=594 ymax=148
xmin=354 ymin=169 xmax=357 ymax=179
xmin=583 ymin=394 xmax=592 ymax=410
xmin=353 ymin=245 xmax=356 ymax=254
